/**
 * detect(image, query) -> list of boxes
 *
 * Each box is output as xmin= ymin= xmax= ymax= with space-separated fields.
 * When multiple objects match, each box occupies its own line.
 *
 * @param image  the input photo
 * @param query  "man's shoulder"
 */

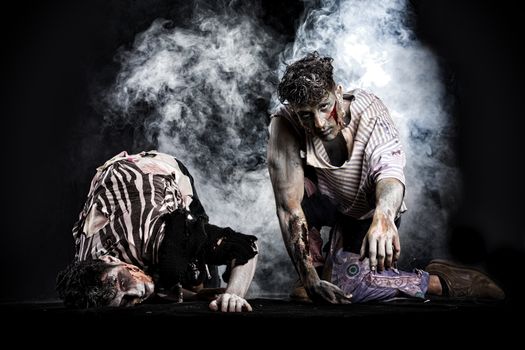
xmin=347 ymin=88 xmax=378 ymax=106
xmin=347 ymin=88 xmax=389 ymax=121
xmin=269 ymin=112 xmax=300 ymax=137
xmin=270 ymin=103 xmax=293 ymax=118
xmin=269 ymin=105 xmax=303 ymax=138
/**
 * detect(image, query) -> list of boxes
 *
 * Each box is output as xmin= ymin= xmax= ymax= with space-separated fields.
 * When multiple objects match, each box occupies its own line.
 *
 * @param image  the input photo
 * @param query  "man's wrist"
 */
xmin=302 ymin=271 xmax=320 ymax=288
xmin=374 ymin=207 xmax=395 ymax=221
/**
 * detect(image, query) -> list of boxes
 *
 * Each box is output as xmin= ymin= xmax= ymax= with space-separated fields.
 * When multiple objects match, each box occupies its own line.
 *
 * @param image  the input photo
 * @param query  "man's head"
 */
xmin=56 ymin=255 xmax=155 ymax=308
xmin=278 ymin=51 xmax=346 ymax=141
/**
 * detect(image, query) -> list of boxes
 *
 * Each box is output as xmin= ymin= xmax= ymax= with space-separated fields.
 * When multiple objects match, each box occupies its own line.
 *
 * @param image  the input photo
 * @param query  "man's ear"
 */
xmin=335 ymin=84 xmax=344 ymax=97
xmin=334 ymin=84 xmax=347 ymax=125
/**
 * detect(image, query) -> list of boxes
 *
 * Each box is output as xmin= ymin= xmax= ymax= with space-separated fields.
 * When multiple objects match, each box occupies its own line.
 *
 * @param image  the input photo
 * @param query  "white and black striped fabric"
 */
xmin=72 ymin=151 xmax=196 ymax=269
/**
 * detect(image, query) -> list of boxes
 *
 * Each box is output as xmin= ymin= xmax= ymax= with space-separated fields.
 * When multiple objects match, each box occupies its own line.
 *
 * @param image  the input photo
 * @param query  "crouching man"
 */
xmin=56 ymin=150 xmax=258 ymax=312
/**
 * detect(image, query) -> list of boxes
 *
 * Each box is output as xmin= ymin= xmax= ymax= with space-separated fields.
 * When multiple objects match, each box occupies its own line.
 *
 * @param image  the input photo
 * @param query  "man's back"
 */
xmin=73 ymin=150 xmax=194 ymax=268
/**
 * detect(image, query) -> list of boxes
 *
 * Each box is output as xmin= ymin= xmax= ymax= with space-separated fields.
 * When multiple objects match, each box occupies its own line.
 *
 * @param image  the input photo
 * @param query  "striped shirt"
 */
xmin=72 ymin=150 xmax=195 ymax=270
xmin=273 ymin=88 xmax=407 ymax=220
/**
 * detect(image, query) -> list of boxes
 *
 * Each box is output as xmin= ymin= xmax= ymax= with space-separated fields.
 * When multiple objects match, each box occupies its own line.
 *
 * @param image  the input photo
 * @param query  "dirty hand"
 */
xmin=209 ymin=293 xmax=253 ymax=312
xmin=360 ymin=210 xmax=401 ymax=271
xmin=305 ymin=279 xmax=352 ymax=304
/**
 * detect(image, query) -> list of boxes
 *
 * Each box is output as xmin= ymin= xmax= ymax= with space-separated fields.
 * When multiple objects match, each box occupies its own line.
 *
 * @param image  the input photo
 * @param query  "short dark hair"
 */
xmin=56 ymin=260 xmax=117 ymax=308
xmin=278 ymin=51 xmax=335 ymax=107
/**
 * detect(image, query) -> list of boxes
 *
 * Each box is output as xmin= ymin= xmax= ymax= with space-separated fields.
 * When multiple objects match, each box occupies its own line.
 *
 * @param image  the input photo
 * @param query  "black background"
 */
xmin=1 ymin=0 xmax=523 ymax=305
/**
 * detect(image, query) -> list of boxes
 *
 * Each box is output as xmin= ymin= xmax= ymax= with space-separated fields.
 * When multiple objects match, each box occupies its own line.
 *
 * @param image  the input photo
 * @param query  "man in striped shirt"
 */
xmin=57 ymin=151 xmax=258 ymax=312
xmin=268 ymin=52 xmax=504 ymax=303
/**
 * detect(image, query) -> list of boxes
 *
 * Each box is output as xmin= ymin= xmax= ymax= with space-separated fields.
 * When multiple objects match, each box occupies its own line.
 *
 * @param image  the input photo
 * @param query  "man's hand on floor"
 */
xmin=209 ymin=293 xmax=253 ymax=312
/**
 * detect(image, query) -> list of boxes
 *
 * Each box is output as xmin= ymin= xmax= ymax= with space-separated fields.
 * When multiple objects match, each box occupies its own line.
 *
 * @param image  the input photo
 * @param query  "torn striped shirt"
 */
xmin=272 ymin=88 xmax=407 ymax=219
xmin=72 ymin=150 xmax=194 ymax=269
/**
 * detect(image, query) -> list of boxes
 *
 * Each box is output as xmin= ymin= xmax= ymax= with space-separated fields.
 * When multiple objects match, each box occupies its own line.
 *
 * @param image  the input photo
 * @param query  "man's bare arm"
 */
xmin=209 ymin=251 xmax=258 ymax=312
xmin=360 ymin=178 xmax=404 ymax=270
xmin=375 ymin=178 xmax=404 ymax=219
xmin=267 ymin=117 xmax=350 ymax=303
xmin=267 ymin=118 xmax=316 ymax=282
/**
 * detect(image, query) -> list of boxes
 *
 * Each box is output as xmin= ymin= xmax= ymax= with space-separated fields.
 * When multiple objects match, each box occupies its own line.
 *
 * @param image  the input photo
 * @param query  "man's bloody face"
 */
xmin=99 ymin=256 xmax=155 ymax=307
xmin=293 ymin=90 xmax=342 ymax=141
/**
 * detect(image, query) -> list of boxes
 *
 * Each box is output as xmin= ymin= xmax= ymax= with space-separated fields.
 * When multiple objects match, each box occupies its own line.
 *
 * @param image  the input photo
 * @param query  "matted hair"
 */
xmin=278 ymin=51 xmax=335 ymax=107
xmin=56 ymin=259 xmax=117 ymax=308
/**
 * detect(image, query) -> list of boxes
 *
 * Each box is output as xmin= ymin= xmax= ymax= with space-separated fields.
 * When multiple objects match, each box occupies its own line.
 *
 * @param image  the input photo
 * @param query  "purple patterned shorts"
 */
xmin=330 ymin=249 xmax=429 ymax=303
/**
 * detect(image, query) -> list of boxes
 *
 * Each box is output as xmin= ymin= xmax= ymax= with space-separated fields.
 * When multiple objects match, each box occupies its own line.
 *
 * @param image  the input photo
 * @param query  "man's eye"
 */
xmin=299 ymin=114 xmax=312 ymax=120
xmin=320 ymin=104 xmax=329 ymax=111
xmin=117 ymin=272 xmax=130 ymax=289
xmin=119 ymin=279 xmax=128 ymax=289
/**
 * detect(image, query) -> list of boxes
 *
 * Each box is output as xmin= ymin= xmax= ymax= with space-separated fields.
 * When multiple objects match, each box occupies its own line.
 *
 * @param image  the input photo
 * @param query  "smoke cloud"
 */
xmin=103 ymin=0 xmax=458 ymax=296
xmin=281 ymin=0 xmax=460 ymax=263
xmin=104 ymin=3 xmax=294 ymax=297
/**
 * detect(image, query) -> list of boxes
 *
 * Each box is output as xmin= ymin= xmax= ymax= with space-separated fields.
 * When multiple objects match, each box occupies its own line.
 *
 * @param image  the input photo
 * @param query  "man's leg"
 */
xmin=329 ymin=215 xmax=504 ymax=301
xmin=324 ymin=215 xmax=434 ymax=303
xmin=427 ymin=275 xmax=443 ymax=295
xmin=329 ymin=249 xmax=430 ymax=303
xmin=301 ymin=177 xmax=338 ymax=269
xmin=425 ymin=260 xmax=505 ymax=299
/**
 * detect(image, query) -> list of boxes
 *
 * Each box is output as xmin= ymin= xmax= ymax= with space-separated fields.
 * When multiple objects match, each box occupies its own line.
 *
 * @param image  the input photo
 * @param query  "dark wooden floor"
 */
xmin=0 ymin=297 xmax=515 ymax=323
xmin=2 ymin=297 xmax=521 ymax=344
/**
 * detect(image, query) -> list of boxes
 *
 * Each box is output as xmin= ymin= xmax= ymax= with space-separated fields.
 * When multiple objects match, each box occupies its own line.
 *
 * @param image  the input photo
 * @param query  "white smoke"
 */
xmin=104 ymin=0 xmax=458 ymax=296
xmin=105 ymin=7 xmax=295 ymax=297
xmin=281 ymin=0 xmax=460 ymax=262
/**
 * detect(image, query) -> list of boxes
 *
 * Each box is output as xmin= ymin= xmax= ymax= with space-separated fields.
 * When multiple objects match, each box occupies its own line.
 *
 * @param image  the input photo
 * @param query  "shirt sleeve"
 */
xmin=365 ymin=103 xmax=406 ymax=187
